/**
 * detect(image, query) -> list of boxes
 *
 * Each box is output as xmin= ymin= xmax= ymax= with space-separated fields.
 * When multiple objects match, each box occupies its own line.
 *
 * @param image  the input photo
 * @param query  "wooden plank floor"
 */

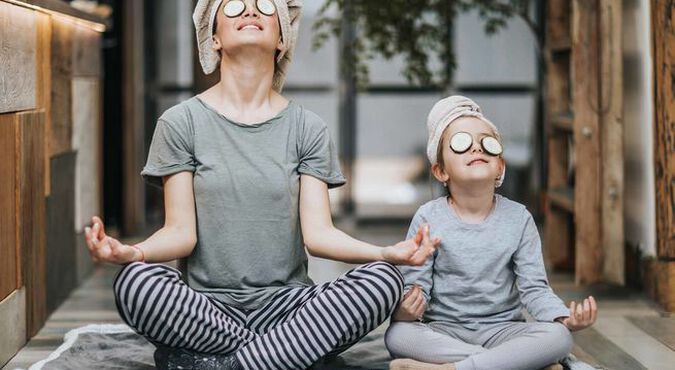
xmin=4 ymin=224 xmax=675 ymax=370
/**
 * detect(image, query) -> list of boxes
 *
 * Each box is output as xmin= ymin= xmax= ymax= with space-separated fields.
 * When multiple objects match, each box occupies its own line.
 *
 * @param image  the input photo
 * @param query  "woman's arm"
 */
xmin=84 ymin=171 xmax=197 ymax=264
xmin=299 ymin=175 xmax=439 ymax=265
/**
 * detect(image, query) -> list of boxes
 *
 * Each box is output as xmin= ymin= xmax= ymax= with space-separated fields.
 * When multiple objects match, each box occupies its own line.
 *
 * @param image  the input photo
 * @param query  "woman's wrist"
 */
xmin=130 ymin=244 xmax=145 ymax=262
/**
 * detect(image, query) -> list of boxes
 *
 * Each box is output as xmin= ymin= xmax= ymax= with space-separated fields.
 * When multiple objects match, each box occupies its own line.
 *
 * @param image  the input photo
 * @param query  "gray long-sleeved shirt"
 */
xmin=399 ymin=195 xmax=569 ymax=330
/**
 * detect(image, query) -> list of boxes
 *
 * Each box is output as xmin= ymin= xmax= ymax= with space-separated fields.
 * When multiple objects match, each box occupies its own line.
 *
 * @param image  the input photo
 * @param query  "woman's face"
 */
xmin=212 ymin=0 xmax=282 ymax=57
xmin=435 ymin=116 xmax=505 ymax=188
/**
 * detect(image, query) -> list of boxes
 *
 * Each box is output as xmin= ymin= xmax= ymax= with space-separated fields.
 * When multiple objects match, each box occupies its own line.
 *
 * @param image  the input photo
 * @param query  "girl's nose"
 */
xmin=470 ymin=139 xmax=483 ymax=153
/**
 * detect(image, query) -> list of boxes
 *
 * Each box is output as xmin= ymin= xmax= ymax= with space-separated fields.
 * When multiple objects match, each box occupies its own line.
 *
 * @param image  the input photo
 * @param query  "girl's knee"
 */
xmin=541 ymin=323 xmax=573 ymax=357
xmin=385 ymin=322 xmax=417 ymax=358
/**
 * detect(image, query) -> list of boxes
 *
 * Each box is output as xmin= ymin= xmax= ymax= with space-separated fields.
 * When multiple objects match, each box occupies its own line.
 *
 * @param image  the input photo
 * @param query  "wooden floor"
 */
xmin=4 ymin=224 xmax=675 ymax=370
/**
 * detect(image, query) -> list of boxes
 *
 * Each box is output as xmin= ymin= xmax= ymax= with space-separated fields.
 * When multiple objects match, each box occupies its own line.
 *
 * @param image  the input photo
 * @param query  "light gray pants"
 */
xmin=385 ymin=321 xmax=573 ymax=370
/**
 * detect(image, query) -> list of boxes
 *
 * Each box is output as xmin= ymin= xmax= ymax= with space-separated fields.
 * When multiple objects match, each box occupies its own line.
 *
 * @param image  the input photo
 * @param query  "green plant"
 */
xmin=312 ymin=0 xmax=541 ymax=89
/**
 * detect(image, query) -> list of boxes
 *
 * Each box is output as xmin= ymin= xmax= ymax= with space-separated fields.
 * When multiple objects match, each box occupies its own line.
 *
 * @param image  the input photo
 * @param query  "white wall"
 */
xmin=623 ymin=0 xmax=656 ymax=257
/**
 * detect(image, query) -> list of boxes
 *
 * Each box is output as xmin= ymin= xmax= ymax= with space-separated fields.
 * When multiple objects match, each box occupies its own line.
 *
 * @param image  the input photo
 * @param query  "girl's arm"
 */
xmin=299 ymin=175 xmax=439 ymax=265
xmin=513 ymin=213 xmax=570 ymax=322
xmin=84 ymin=171 xmax=197 ymax=264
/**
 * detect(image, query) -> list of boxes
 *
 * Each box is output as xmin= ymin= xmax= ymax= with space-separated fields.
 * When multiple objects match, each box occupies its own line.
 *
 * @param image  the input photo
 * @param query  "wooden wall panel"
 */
xmin=17 ymin=111 xmax=47 ymax=338
xmin=0 ymin=114 xmax=18 ymax=301
xmin=35 ymin=12 xmax=52 ymax=197
xmin=72 ymin=78 xmax=101 ymax=232
xmin=72 ymin=26 xmax=102 ymax=77
xmin=572 ymin=0 xmax=603 ymax=284
xmin=50 ymin=17 xmax=73 ymax=156
xmin=45 ymin=151 xmax=77 ymax=314
xmin=0 ymin=2 xmax=37 ymax=114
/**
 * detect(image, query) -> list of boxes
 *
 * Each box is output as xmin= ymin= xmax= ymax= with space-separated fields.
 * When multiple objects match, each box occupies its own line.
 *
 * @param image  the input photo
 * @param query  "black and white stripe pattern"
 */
xmin=114 ymin=261 xmax=403 ymax=370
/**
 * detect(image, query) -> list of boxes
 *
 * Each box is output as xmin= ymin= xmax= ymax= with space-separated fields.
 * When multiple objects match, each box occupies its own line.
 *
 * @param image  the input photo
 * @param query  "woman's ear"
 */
xmin=212 ymin=35 xmax=222 ymax=51
xmin=431 ymin=163 xmax=450 ymax=185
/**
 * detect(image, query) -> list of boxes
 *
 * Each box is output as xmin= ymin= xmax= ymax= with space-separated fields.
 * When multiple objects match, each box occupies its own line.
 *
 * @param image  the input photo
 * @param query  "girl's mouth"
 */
xmin=468 ymin=159 xmax=488 ymax=166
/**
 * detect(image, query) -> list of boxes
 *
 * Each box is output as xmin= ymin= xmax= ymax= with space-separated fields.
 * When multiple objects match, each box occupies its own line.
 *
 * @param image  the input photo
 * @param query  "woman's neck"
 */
xmin=447 ymin=182 xmax=496 ymax=223
xmin=202 ymin=49 xmax=286 ymax=124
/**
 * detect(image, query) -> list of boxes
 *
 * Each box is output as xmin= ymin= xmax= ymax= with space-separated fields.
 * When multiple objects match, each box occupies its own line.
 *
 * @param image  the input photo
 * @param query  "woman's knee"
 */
xmin=113 ymin=262 xmax=180 ymax=324
xmin=355 ymin=261 xmax=404 ymax=304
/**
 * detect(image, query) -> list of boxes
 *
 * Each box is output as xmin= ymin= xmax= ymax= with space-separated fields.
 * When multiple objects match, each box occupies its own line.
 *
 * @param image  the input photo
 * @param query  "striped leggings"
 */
xmin=113 ymin=261 xmax=403 ymax=370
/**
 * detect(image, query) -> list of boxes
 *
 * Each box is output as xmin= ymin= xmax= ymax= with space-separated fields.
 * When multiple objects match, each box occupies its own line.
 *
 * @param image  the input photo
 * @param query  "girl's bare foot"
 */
xmin=389 ymin=358 xmax=456 ymax=370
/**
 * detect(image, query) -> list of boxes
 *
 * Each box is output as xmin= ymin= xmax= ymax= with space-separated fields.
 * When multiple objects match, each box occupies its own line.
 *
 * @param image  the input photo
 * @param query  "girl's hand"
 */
xmin=381 ymin=224 xmax=440 ymax=266
xmin=84 ymin=216 xmax=143 ymax=265
xmin=558 ymin=296 xmax=597 ymax=331
xmin=392 ymin=285 xmax=427 ymax=322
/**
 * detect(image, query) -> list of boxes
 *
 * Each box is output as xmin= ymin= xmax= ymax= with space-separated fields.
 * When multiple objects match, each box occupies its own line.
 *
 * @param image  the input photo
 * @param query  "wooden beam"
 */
xmin=35 ymin=11 xmax=51 ymax=197
xmin=599 ymin=0 xmax=624 ymax=285
xmin=0 ymin=2 xmax=37 ymax=114
xmin=572 ymin=0 xmax=602 ymax=284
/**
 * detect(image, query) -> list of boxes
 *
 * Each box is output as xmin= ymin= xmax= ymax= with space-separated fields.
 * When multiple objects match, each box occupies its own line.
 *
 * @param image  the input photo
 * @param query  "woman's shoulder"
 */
xmin=156 ymin=97 xmax=201 ymax=134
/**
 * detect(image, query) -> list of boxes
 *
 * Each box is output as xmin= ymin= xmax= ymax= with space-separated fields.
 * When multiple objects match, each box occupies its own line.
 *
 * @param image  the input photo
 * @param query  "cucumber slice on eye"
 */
xmin=257 ymin=0 xmax=276 ymax=16
xmin=450 ymin=132 xmax=472 ymax=153
xmin=223 ymin=0 xmax=245 ymax=17
xmin=482 ymin=136 xmax=503 ymax=156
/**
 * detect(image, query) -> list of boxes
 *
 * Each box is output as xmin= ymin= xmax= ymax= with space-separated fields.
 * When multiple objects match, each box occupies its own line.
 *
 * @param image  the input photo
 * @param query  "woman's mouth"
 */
xmin=238 ymin=23 xmax=263 ymax=31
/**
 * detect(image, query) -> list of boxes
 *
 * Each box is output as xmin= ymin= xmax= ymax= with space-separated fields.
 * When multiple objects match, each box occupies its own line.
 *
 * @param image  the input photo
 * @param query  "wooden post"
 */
xmin=572 ymin=0 xmax=603 ymax=284
xmin=651 ymin=0 xmax=675 ymax=310
xmin=599 ymin=0 xmax=624 ymax=285
xmin=122 ymin=0 xmax=146 ymax=235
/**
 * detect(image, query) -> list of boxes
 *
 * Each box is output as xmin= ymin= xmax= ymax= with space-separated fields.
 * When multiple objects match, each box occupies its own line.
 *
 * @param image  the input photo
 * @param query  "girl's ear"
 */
xmin=431 ymin=163 xmax=450 ymax=185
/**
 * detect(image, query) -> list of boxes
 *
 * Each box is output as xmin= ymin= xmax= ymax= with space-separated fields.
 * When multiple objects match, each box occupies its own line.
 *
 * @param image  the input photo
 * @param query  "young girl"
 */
xmin=384 ymin=96 xmax=597 ymax=370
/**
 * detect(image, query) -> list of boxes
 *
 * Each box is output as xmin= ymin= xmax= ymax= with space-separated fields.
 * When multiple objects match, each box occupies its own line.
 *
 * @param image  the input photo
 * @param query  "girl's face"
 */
xmin=433 ymin=116 xmax=505 ymax=189
xmin=212 ymin=0 xmax=283 ymax=58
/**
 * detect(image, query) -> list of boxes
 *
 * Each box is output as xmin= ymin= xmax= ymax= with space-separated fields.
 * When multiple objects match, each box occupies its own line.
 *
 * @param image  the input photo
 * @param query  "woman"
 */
xmin=83 ymin=1 xmax=439 ymax=369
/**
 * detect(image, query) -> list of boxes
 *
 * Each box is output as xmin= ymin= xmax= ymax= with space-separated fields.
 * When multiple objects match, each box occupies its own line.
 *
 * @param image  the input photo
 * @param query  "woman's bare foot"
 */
xmin=389 ymin=358 xmax=456 ymax=370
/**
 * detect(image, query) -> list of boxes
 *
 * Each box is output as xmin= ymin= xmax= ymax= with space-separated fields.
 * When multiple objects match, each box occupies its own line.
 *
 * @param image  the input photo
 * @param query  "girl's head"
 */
xmin=426 ymin=96 xmax=506 ymax=192
xmin=193 ymin=0 xmax=303 ymax=92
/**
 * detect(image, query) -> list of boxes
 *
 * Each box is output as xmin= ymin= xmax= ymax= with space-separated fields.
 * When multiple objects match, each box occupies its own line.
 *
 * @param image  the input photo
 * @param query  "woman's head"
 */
xmin=193 ymin=0 xmax=303 ymax=92
xmin=426 ymin=96 xmax=506 ymax=192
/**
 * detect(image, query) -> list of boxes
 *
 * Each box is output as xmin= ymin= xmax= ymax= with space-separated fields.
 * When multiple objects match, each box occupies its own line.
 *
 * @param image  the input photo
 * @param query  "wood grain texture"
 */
xmin=0 ymin=2 xmax=37 ymax=114
xmin=50 ymin=17 xmax=73 ymax=156
xmin=599 ymin=0 xmax=624 ymax=285
xmin=17 ymin=111 xmax=47 ymax=338
xmin=35 ymin=12 xmax=52 ymax=197
xmin=652 ymin=0 xmax=675 ymax=259
xmin=72 ymin=26 xmax=102 ymax=77
xmin=572 ymin=0 xmax=602 ymax=284
xmin=0 ymin=114 xmax=18 ymax=302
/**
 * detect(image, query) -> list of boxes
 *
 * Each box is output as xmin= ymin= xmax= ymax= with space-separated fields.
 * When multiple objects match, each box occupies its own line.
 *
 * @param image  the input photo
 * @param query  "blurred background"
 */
xmin=1 ymin=0 xmax=674 ymax=369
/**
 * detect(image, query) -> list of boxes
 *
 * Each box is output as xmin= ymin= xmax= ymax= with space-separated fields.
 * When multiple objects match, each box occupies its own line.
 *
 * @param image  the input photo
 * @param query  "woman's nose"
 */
xmin=242 ymin=0 xmax=260 ymax=17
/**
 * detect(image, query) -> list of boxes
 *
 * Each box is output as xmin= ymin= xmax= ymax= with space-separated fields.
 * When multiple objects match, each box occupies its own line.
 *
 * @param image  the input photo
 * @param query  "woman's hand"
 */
xmin=84 ymin=216 xmax=142 ymax=265
xmin=557 ymin=296 xmax=597 ymax=331
xmin=381 ymin=224 xmax=440 ymax=266
xmin=392 ymin=285 xmax=427 ymax=322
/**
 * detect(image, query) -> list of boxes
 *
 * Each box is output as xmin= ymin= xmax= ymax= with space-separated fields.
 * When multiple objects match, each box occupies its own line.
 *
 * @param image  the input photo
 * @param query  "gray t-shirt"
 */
xmin=141 ymin=96 xmax=346 ymax=310
xmin=399 ymin=195 xmax=569 ymax=330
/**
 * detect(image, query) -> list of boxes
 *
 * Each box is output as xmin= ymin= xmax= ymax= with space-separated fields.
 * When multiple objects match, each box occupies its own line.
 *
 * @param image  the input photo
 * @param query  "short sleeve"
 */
xmin=298 ymin=111 xmax=346 ymax=188
xmin=140 ymin=118 xmax=196 ymax=188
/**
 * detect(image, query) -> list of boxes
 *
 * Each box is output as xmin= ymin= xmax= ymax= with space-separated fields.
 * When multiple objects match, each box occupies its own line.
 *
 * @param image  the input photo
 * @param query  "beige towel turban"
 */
xmin=193 ymin=0 xmax=303 ymax=92
xmin=426 ymin=95 xmax=505 ymax=187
